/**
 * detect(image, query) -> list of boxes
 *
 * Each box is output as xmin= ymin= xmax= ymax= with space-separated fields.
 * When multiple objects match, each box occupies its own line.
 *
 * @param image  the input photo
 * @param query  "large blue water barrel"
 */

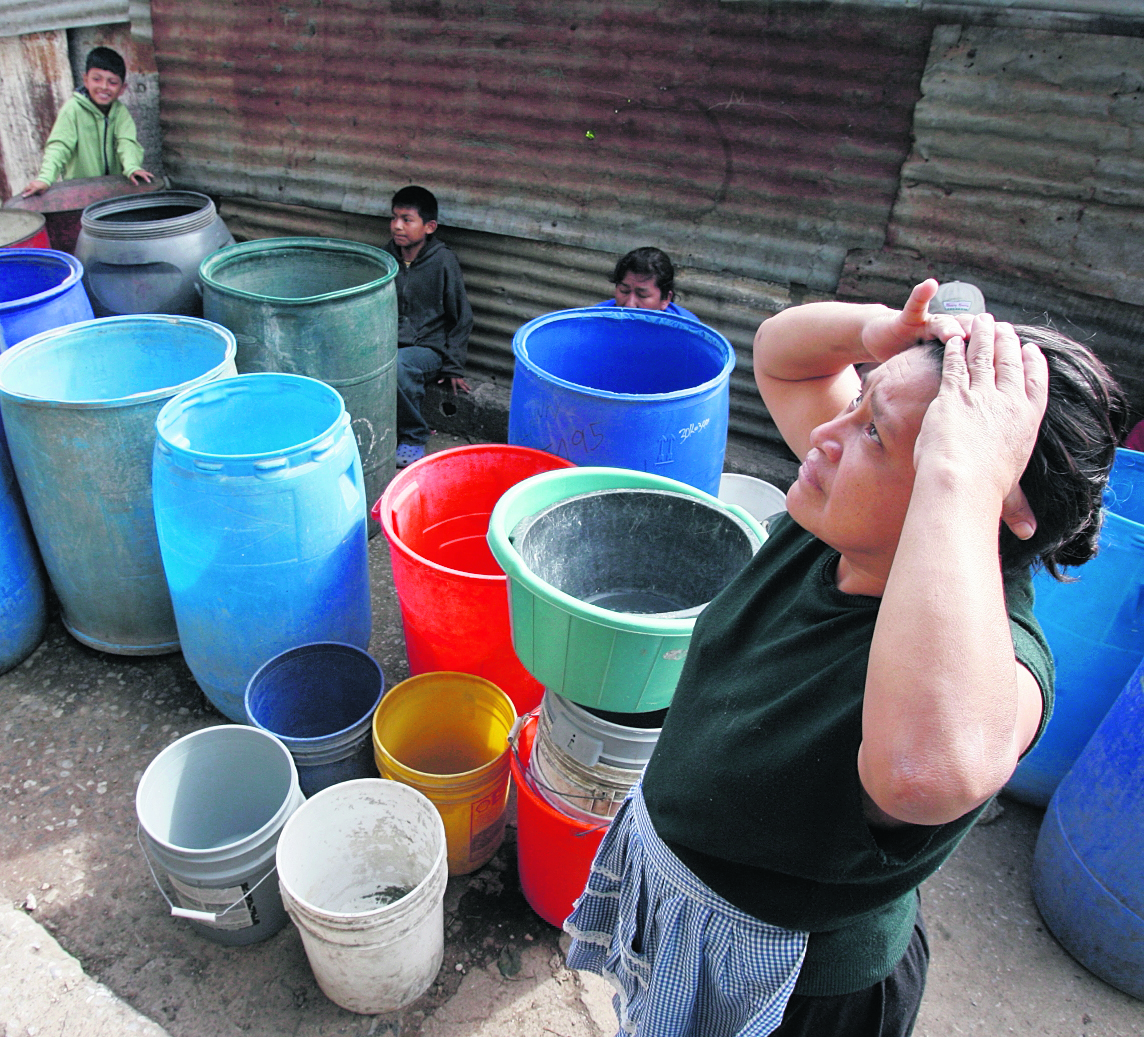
xmin=0 ymin=249 xmax=93 ymax=348
xmin=0 ymin=319 xmax=47 ymax=672
xmin=1033 ymin=657 xmax=1144 ymax=998
xmin=1007 ymin=448 xmax=1144 ymax=806
xmin=508 ymin=308 xmax=735 ymax=496
xmin=0 ymin=316 xmax=236 ymax=655
xmin=152 ymin=373 xmax=371 ymax=722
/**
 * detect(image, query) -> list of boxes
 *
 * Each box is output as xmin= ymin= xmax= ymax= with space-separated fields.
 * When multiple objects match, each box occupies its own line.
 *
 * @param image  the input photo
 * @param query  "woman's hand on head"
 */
xmin=914 ymin=315 xmax=1049 ymax=537
xmin=860 ymin=279 xmax=974 ymax=363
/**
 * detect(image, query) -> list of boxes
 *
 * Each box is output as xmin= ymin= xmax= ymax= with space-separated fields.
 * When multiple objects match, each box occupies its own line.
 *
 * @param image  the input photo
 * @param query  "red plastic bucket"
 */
xmin=508 ymin=714 xmax=608 ymax=927
xmin=373 ymin=444 xmax=574 ymax=715
xmin=0 ymin=211 xmax=50 ymax=250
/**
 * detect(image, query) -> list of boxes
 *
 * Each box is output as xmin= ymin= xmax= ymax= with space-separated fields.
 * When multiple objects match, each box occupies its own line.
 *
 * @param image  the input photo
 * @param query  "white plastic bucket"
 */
xmin=135 ymin=725 xmax=304 ymax=946
xmin=276 ymin=778 xmax=448 ymax=1014
xmin=530 ymin=690 xmax=662 ymax=821
xmin=718 ymin=472 xmax=787 ymax=528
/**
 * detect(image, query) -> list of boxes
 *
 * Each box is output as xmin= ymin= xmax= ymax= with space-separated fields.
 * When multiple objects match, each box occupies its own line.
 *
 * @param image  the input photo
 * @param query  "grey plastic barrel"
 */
xmin=199 ymin=238 xmax=399 ymax=536
xmin=75 ymin=191 xmax=234 ymax=316
xmin=0 ymin=316 xmax=237 ymax=654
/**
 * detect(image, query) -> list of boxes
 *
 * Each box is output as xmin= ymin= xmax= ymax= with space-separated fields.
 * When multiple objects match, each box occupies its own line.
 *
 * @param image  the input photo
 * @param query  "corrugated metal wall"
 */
xmin=151 ymin=0 xmax=933 ymax=292
xmin=218 ymin=195 xmax=809 ymax=463
xmin=0 ymin=1 xmax=127 ymax=37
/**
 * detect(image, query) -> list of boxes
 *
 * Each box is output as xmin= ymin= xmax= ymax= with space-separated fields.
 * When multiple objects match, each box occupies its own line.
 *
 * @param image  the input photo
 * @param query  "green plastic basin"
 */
xmin=487 ymin=467 xmax=764 ymax=712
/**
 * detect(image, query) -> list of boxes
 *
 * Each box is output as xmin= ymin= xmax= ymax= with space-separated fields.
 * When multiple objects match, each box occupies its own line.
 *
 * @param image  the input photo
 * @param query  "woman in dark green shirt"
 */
xmin=566 ymin=280 xmax=1125 ymax=1037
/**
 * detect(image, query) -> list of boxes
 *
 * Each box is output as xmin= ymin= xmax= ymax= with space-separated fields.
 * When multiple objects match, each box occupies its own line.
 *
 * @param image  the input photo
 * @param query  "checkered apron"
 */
xmin=564 ymin=782 xmax=808 ymax=1037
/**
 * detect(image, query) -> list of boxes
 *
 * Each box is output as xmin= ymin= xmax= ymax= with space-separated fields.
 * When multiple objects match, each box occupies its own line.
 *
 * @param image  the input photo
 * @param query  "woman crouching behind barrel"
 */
xmin=564 ymin=279 xmax=1126 ymax=1037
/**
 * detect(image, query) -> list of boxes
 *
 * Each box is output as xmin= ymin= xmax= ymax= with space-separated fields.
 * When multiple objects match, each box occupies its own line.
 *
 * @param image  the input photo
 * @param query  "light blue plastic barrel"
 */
xmin=1007 ymin=448 xmax=1144 ymax=806
xmin=0 ymin=383 xmax=47 ymax=674
xmin=0 ymin=316 xmax=237 ymax=655
xmin=0 ymin=249 xmax=93 ymax=348
xmin=152 ymin=373 xmax=372 ymax=722
xmin=1032 ymin=657 xmax=1144 ymax=998
xmin=245 ymin=642 xmax=385 ymax=798
xmin=508 ymin=307 xmax=735 ymax=496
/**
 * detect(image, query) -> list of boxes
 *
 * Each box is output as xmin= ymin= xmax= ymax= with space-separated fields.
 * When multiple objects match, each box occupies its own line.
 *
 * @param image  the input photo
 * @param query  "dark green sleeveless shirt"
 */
xmin=642 ymin=514 xmax=1053 ymax=996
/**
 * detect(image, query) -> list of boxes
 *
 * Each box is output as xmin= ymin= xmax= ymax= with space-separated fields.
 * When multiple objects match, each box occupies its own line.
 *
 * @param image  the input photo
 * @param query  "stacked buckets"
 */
xmin=488 ymin=466 xmax=766 ymax=925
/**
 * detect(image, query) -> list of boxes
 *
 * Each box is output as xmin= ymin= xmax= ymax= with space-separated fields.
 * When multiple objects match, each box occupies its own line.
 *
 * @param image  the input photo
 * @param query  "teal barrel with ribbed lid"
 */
xmin=152 ymin=372 xmax=371 ymax=722
xmin=0 ymin=315 xmax=237 ymax=655
xmin=199 ymin=237 xmax=398 ymax=537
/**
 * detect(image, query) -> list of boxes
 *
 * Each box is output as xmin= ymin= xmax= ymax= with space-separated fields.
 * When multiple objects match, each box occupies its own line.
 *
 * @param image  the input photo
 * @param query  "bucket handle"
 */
xmin=507 ymin=711 xmax=611 ymax=837
xmin=136 ymin=825 xmax=278 ymax=925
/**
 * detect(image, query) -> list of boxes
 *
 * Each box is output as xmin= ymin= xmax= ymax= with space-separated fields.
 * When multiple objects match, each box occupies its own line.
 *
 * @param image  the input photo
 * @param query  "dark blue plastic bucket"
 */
xmin=1007 ymin=448 xmax=1144 ymax=806
xmin=0 ymin=316 xmax=237 ymax=655
xmin=245 ymin=643 xmax=385 ymax=798
xmin=0 ymin=428 xmax=46 ymax=674
xmin=153 ymin=373 xmax=372 ymax=722
xmin=508 ymin=307 xmax=734 ymax=496
xmin=0 ymin=249 xmax=94 ymax=349
xmin=1032 ymin=657 xmax=1144 ymax=998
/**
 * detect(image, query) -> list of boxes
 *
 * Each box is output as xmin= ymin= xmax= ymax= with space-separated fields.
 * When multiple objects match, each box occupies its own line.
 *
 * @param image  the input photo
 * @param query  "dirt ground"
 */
xmin=1 ymin=432 xmax=1142 ymax=1037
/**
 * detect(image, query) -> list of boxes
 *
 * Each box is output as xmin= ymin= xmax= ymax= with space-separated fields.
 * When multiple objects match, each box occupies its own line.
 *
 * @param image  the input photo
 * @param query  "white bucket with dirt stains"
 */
xmin=275 ymin=778 xmax=448 ymax=1014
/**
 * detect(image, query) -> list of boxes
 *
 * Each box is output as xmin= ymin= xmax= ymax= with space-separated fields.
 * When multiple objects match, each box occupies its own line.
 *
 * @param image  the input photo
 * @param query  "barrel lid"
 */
xmin=0 ymin=210 xmax=46 ymax=248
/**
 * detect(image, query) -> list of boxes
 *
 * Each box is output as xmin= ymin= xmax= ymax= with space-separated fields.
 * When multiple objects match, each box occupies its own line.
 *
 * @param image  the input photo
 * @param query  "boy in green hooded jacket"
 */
xmin=22 ymin=47 xmax=154 ymax=196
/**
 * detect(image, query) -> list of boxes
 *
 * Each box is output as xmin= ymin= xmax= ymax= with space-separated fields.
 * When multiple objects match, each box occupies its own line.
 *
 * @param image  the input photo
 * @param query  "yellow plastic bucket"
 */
xmin=372 ymin=672 xmax=516 ymax=875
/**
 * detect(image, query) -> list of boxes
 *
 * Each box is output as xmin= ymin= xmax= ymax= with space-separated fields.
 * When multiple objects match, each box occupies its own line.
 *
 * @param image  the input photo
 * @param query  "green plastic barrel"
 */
xmin=199 ymin=238 xmax=398 ymax=535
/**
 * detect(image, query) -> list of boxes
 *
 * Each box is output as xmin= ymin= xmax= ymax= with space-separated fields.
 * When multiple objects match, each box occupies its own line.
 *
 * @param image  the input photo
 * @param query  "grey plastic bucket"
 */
xmin=136 ymin=725 xmax=304 ymax=946
xmin=0 ymin=315 xmax=237 ymax=654
xmin=531 ymin=690 xmax=663 ymax=821
xmin=199 ymin=237 xmax=398 ymax=537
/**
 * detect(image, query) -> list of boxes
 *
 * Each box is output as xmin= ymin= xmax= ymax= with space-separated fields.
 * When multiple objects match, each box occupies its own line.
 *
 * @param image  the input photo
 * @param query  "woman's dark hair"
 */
xmin=610 ymin=247 xmax=676 ymax=300
xmin=927 ymin=327 xmax=1127 ymax=580
xmin=86 ymin=47 xmax=126 ymax=81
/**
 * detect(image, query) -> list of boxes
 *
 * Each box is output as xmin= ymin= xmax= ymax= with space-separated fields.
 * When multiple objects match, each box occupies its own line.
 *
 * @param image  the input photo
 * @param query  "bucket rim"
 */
xmin=276 ymin=778 xmax=449 ymax=922
xmin=374 ymin=443 xmax=576 ymax=581
xmin=245 ymin=642 xmax=385 ymax=747
xmin=199 ymin=236 xmax=399 ymax=304
xmin=0 ymin=248 xmax=84 ymax=315
xmin=79 ymin=191 xmax=218 ymax=239
xmin=0 ymin=315 xmax=237 ymax=409
xmin=487 ymin=467 xmax=765 ymax=634
xmin=372 ymin=671 xmax=517 ymax=782
xmin=154 ymin=372 xmax=347 ymax=463
xmin=135 ymin=725 xmax=301 ymax=859
xmin=0 ymin=210 xmax=47 ymax=247
xmin=511 ymin=306 xmax=735 ymax=402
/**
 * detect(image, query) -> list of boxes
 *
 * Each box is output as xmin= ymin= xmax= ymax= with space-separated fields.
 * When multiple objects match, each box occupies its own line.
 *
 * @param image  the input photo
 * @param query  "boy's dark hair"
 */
xmin=925 ymin=328 xmax=1128 ymax=580
xmin=86 ymin=47 xmax=126 ymax=81
xmin=610 ymin=247 xmax=676 ymax=300
xmin=391 ymin=186 xmax=438 ymax=224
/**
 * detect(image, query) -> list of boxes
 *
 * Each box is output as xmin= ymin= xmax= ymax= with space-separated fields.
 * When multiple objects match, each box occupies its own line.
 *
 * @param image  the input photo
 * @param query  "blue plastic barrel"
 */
xmin=1007 ymin=448 xmax=1144 ymax=805
xmin=0 ymin=416 xmax=47 ymax=673
xmin=0 ymin=316 xmax=237 ymax=655
xmin=152 ymin=373 xmax=372 ymax=722
xmin=0 ymin=249 xmax=94 ymax=349
xmin=508 ymin=307 xmax=735 ymax=496
xmin=1032 ymin=657 xmax=1144 ymax=998
xmin=245 ymin=642 xmax=384 ymax=797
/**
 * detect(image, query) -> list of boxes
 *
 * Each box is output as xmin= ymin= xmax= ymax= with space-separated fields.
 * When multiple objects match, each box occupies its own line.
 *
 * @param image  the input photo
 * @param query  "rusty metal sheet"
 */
xmin=0 ymin=2 xmax=129 ymax=38
xmin=218 ymin=195 xmax=807 ymax=456
xmin=890 ymin=24 xmax=1144 ymax=307
xmin=0 ymin=30 xmax=73 ymax=199
xmin=153 ymin=0 xmax=933 ymax=293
